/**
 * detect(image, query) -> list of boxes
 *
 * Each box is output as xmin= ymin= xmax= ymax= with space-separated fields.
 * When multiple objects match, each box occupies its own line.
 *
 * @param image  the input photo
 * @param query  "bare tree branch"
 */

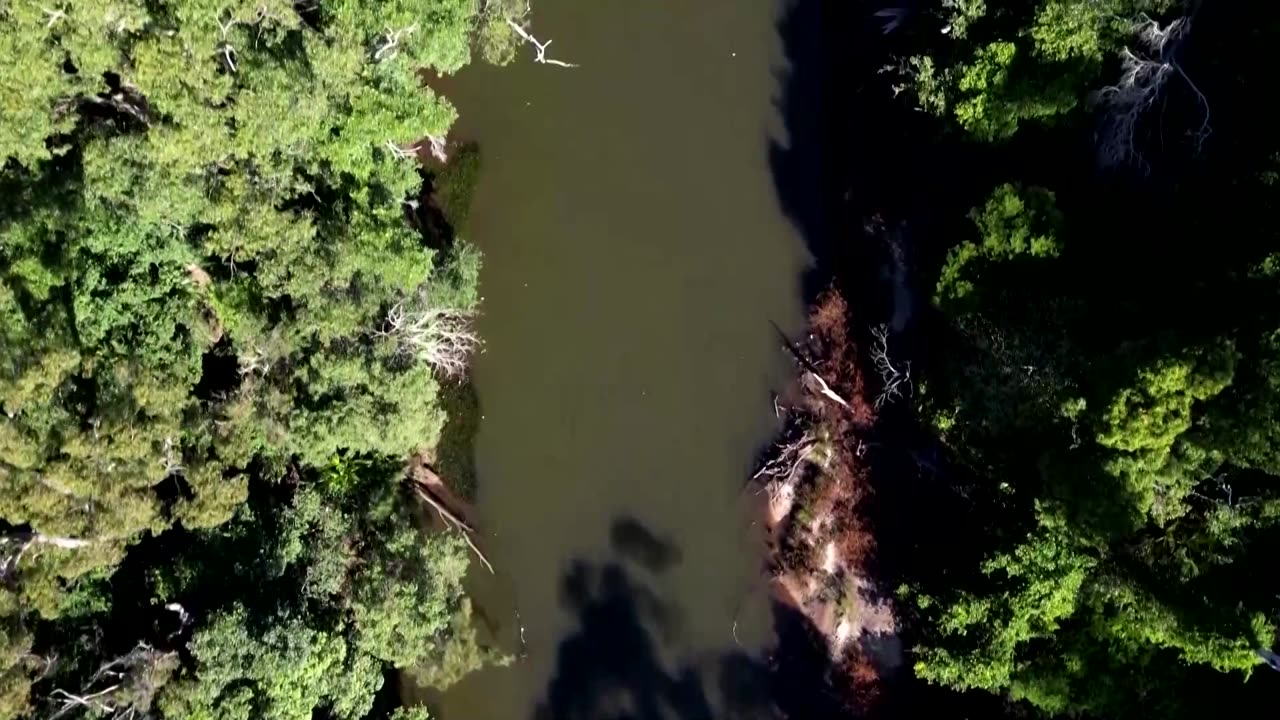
xmin=505 ymin=17 xmax=578 ymax=67
xmin=411 ymin=487 xmax=494 ymax=574
xmin=753 ymin=430 xmax=816 ymax=484
xmin=49 ymin=685 xmax=120 ymax=720
xmin=216 ymin=15 xmax=238 ymax=73
xmin=47 ymin=643 xmax=176 ymax=720
xmin=1093 ymin=13 xmax=1210 ymax=169
xmin=2 ymin=532 xmax=94 ymax=580
xmin=425 ymin=134 xmax=448 ymax=163
xmin=870 ymin=324 xmax=912 ymax=409
xmin=374 ymin=23 xmax=418 ymax=61
xmin=378 ymin=303 xmax=481 ymax=378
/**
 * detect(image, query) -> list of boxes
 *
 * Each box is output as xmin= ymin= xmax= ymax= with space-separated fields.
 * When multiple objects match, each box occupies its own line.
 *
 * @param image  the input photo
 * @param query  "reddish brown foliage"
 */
xmin=804 ymin=287 xmax=878 ymax=573
xmin=836 ymin=646 xmax=884 ymax=716
xmin=806 ymin=288 xmax=891 ymax=703
xmin=763 ymin=285 xmax=895 ymax=717
xmin=807 ymin=288 xmax=876 ymax=430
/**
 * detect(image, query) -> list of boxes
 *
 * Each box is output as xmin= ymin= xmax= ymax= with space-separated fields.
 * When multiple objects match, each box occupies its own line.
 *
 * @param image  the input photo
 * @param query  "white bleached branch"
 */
xmin=237 ymin=345 xmax=271 ymax=377
xmin=379 ymin=303 xmax=481 ymax=377
xmin=1093 ymin=13 xmax=1210 ymax=170
xmin=375 ymin=23 xmax=418 ymax=61
xmin=806 ymin=371 xmax=852 ymax=411
xmin=870 ymin=324 xmax=912 ymax=409
xmin=43 ymin=7 xmax=66 ymax=28
xmin=384 ymin=139 xmax=422 ymax=160
xmin=753 ymin=431 xmax=816 ymax=484
xmin=3 ymin=532 xmax=93 ymax=574
xmin=49 ymin=685 xmax=120 ymax=720
xmin=216 ymin=16 xmax=238 ymax=72
xmin=425 ymin=133 xmax=448 ymax=162
xmin=505 ymin=17 xmax=578 ymax=67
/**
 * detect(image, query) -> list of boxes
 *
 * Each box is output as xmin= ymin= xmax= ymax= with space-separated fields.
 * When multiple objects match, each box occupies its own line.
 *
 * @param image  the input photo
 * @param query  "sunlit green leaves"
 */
xmin=936 ymin=183 xmax=1062 ymax=305
xmin=0 ymin=3 xmax=489 ymax=717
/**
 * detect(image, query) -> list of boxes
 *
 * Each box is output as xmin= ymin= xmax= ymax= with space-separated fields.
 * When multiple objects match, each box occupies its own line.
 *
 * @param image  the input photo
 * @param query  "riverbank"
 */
xmin=753 ymin=288 xmax=902 ymax=718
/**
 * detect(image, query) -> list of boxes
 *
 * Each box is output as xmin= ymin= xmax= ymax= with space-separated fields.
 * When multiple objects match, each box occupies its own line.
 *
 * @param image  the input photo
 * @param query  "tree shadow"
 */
xmin=435 ymin=379 xmax=483 ymax=500
xmin=534 ymin=559 xmax=730 ymax=720
xmin=609 ymin=517 xmax=683 ymax=575
xmin=765 ymin=2 xmax=1038 ymax=718
xmin=538 ymin=510 xmax=898 ymax=720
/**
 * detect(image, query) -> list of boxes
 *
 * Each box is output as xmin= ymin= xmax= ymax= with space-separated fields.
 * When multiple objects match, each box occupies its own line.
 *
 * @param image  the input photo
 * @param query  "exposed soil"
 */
xmin=757 ymin=289 xmax=901 ymax=717
xmin=409 ymin=452 xmax=479 ymax=531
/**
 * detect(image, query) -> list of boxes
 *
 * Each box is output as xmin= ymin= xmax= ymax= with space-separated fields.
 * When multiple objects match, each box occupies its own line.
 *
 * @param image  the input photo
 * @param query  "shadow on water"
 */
xmin=533 ymin=555 xmax=780 ymax=720
xmin=768 ymin=0 xmax=937 ymax=307
xmin=531 ymin=515 xmax=880 ymax=720
xmin=529 ymin=517 xmax=783 ymax=720
xmin=610 ymin=517 xmax=684 ymax=575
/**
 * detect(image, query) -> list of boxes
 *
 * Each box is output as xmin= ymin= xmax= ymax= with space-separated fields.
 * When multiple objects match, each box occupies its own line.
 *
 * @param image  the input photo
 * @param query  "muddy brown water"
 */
xmin=405 ymin=1 xmax=810 ymax=718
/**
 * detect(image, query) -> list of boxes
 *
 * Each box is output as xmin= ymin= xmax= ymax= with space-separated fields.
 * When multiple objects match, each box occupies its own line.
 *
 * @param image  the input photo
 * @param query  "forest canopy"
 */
xmin=883 ymin=0 xmax=1280 ymax=716
xmin=0 ymin=1 xmax=514 ymax=718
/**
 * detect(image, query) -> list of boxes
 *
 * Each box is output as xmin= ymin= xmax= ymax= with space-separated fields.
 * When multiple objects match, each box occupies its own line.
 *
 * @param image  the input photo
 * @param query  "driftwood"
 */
xmin=505 ymin=17 xmax=578 ymax=67
xmin=410 ymin=474 xmax=494 ymax=575
xmin=412 ymin=484 xmax=476 ymax=534
xmin=774 ymin=325 xmax=854 ymax=413
xmin=806 ymin=371 xmax=853 ymax=411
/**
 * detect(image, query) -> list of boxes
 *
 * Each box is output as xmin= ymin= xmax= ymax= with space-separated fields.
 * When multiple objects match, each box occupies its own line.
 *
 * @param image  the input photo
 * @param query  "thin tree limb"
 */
xmin=412 ymin=486 xmax=476 ymax=534
xmin=411 ymin=486 xmax=495 ymax=574
xmin=505 ymin=17 xmax=578 ymax=67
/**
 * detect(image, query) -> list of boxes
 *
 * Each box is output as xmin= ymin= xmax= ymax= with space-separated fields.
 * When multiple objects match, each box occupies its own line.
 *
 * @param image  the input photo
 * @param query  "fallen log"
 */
xmin=411 ymin=485 xmax=494 ymax=575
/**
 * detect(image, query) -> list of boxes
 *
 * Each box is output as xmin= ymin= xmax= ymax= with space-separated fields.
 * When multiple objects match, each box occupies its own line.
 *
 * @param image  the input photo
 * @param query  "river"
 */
xmin=408 ymin=1 xmax=810 ymax=717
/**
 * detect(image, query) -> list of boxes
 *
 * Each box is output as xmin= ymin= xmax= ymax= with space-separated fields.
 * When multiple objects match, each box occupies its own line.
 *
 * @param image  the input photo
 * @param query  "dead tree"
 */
xmin=374 ymin=23 xmax=418 ymax=61
xmin=216 ymin=16 xmax=238 ymax=73
xmin=425 ymin=134 xmax=448 ymax=163
xmin=1 ymin=532 xmax=92 ymax=580
xmin=869 ymin=324 xmax=911 ymax=409
xmin=505 ymin=17 xmax=579 ymax=67
xmin=753 ymin=430 xmax=817 ymax=484
xmin=1093 ymin=11 xmax=1210 ymax=170
xmin=379 ymin=302 xmax=482 ymax=378
xmin=48 ymin=643 xmax=177 ymax=720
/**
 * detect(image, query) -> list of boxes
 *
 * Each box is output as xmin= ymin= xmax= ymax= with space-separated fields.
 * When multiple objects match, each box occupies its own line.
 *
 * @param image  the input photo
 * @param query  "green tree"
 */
xmin=0 ymin=0 xmax=481 ymax=607
xmin=158 ymin=606 xmax=384 ymax=720
xmin=0 ymin=1 xmax=499 ymax=717
xmin=913 ymin=175 xmax=1280 ymax=716
xmin=906 ymin=0 xmax=1178 ymax=139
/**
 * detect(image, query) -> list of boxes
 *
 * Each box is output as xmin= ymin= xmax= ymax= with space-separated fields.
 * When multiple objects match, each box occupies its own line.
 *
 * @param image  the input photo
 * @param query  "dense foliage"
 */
xmin=0 ymin=1 xmax=509 ymax=718
xmin=888 ymin=0 xmax=1280 ymax=716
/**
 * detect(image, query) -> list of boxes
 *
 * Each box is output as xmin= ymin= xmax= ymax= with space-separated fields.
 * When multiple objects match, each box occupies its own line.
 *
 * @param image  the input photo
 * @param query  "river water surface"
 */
xmin=411 ymin=2 xmax=810 ymax=717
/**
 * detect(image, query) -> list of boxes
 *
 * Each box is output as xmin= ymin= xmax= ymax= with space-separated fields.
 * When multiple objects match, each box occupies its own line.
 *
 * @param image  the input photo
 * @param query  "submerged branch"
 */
xmin=505 ymin=17 xmax=579 ymax=67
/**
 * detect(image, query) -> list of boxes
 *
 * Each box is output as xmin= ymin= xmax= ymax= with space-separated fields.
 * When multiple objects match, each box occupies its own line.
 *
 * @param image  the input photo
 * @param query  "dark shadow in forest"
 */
xmin=767 ymin=0 xmax=951 ymax=308
xmin=765 ymin=2 xmax=1033 ymax=718
xmin=414 ymin=141 xmax=482 ymax=253
xmin=768 ymin=0 xmax=1280 ymax=716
